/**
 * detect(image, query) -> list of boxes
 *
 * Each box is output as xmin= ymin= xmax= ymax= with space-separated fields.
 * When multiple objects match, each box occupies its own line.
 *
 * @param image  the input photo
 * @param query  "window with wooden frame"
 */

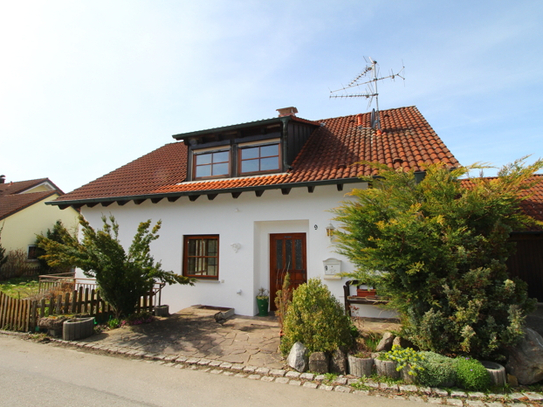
xmin=183 ymin=235 xmax=219 ymax=279
xmin=239 ymin=142 xmax=280 ymax=174
xmin=194 ymin=150 xmax=230 ymax=179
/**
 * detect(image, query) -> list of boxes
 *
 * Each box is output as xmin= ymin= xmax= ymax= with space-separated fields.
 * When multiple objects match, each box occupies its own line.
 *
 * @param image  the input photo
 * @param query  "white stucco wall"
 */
xmin=78 ymin=183 xmax=392 ymax=316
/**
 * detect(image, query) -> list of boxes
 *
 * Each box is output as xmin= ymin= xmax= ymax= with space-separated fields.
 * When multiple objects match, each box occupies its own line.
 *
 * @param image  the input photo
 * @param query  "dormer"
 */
xmin=172 ymin=107 xmax=320 ymax=182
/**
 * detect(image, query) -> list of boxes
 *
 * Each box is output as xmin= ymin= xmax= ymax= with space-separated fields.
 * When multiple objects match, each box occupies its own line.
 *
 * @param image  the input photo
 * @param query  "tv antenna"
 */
xmin=330 ymin=57 xmax=405 ymax=129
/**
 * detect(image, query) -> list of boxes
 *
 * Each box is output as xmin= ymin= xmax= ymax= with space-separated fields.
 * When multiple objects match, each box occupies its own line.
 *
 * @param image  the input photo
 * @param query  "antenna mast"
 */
xmin=330 ymin=57 xmax=404 ymax=129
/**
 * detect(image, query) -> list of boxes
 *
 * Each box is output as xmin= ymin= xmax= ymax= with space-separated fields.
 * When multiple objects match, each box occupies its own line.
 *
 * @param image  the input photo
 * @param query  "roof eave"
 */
xmin=47 ymin=178 xmax=364 ymax=209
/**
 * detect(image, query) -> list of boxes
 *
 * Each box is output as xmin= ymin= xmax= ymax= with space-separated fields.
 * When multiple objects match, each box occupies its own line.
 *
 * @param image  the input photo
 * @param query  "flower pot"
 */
xmin=481 ymin=361 xmax=506 ymax=386
xmin=256 ymin=297 xmax=269 ymax=316
xmin=348 ymin=355 xmax=374 ymax=377
xmin=356 ymin=289 xmax=377 ymax=297
xmin=154 ymin=304 xmax=169 ymax=317
xmin=63 ymin=317 xmax=95 ymax=341
xmin=375 ymin=358 xmax=400 ymax=379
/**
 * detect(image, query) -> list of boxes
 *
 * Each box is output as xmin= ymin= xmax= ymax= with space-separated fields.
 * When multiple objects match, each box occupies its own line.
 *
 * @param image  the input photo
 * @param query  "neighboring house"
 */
xmin=505 ymin=174 xmax=543 ymax=302
xmin=0 ymin=176 xmax=79 ymax=265
xmin=49 ymin=106 xmax=460 ymax=316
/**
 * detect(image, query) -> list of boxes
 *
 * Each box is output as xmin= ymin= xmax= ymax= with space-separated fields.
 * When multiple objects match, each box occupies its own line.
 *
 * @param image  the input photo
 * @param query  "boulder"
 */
xmin=329 ymin=348 xmax=347 ymax=375
xmin=375 ymin=332 xmax=394 ymax=352
xmin=309 ymin=352 xmax=329 ymax=374
xmin=506 ymin=328 xmax=543 ymax=385
xmin=287 ymin=342 xmax=309 ymax=372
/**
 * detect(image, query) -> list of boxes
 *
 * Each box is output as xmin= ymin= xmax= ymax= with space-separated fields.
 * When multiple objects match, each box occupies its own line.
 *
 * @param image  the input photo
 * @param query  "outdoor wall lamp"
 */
xmin=326 ymin=223 xmax=336 ymax=238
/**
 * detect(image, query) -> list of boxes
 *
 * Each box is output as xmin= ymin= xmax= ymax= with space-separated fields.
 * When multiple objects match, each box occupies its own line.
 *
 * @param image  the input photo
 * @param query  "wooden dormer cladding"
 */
xmin=175 ymin=115 xmax=320 ymax=181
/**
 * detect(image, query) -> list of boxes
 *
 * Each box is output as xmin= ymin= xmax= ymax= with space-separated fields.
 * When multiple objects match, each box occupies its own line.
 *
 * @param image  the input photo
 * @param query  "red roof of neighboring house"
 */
xmin=0 ymin=178 xmax=63 ymax=220
xmin=52 ymin=106 xmax=460 ymax=207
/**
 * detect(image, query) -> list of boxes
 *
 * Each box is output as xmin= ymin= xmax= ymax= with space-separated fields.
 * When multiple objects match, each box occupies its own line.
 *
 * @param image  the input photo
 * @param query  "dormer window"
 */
xmin=194 ymin=150 xmax=230 ymax=179
xmin=239 ymin=141 xmax=280 ymax=175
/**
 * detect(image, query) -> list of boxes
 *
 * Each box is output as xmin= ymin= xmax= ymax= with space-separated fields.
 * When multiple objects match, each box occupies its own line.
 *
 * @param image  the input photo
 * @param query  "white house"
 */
xmin=49 ymin=106 xmax=459 ymax=316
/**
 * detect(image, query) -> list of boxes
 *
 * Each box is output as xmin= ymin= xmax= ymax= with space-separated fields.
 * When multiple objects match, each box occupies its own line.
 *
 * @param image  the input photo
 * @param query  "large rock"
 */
xmin=287 ymin=342 xmax=309 ymax=372
xmin=329 ymin=348 xmax=347 ymax=375
xmin=309 ymin=352 xmax=329 ymax=374
xmin=375 ymin=332 xmax=394 ymax=352
xmin=506 ymin=328 xmax=543 ymax=385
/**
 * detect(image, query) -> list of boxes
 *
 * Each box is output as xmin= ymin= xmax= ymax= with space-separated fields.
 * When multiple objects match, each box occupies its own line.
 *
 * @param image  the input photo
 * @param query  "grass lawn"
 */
xmin=0 ymin=276 xmax=40 ymax=299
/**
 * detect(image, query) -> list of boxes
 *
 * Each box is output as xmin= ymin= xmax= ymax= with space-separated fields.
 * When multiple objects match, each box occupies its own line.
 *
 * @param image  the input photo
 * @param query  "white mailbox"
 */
xmin=323 ymin=258 xmax=342 ymax=280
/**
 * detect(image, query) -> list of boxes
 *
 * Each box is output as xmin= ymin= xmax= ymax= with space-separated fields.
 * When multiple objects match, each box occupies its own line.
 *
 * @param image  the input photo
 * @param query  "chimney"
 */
xmin=356 ymin=114 xmax=363 ymax=127
xmin=276 ymin=107 xmax=298 ymax=117
xmin=0 ymin=175 xmax=5 ymax=184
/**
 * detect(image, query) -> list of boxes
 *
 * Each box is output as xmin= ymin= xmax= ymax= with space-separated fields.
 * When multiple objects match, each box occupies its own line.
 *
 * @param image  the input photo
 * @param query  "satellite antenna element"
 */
xmin=330 ymin=57 xmax=405 ymax=129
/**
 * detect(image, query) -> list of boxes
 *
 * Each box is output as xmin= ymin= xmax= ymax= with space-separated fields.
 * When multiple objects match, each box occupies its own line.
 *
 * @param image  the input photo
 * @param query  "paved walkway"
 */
xmin=80 ymin=306 xmax=285 ymax=368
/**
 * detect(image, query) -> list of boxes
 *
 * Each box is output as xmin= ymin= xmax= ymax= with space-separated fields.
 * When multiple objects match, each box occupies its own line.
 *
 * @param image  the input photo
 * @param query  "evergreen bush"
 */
xmin=416 ymin=351 xmax=456 ymax=387
xmin=455 ymin=357 xmax=491 ymax=391
xmin=280 ymin=278 xmax=354 ymax=355
xmin=334 ymin=159 xmax=542 ymax=359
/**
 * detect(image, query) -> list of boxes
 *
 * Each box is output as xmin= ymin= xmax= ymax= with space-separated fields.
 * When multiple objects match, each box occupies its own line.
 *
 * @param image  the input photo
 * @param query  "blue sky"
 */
xmin=1 ymin=1 xmax=542 ymax=192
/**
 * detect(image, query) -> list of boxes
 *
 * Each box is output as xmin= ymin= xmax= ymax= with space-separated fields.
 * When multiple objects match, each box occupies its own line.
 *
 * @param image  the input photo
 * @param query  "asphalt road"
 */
xmin=0 ymin=334 xmax=424 ymax=407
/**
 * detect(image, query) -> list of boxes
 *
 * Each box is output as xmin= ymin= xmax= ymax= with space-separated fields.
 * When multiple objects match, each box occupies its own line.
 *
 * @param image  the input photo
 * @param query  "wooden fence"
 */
xmin=0 ymin=286 xmax=160 ymax=333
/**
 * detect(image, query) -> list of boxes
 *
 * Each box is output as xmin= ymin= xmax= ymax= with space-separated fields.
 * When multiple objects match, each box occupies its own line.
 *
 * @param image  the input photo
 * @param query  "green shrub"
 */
xmin=280 ymin=278 xmax=354 ymax=355
xmin=416 ymin=351 xmax=456 ymax=387
xmin=380 ymin=345 xmax=425 ymax=377
xmin=455 ymin=357 xmax=491 ymax=391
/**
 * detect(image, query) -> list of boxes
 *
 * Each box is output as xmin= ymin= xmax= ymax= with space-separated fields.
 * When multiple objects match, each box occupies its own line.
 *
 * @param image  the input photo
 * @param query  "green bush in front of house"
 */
xmin=280 ymin=278 xmax=354 ymax=355
xmin=333 ymin=158 xmax=542 ymax=360
xmin=455 ymin=357 xmax=491 ymax=391
xmin=416 ymin=351 xmax=457 ymax=388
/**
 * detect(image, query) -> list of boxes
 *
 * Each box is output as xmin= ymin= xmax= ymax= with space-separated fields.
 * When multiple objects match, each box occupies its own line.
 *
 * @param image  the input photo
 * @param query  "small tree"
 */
xmin=280 ymin=278 xmax=354 ymax=355
xmin=333 ymin=158 xmax=542 ymax=359
xmin=35 ymin=220 xmax=74 ymax=274
xmin=37 ymin=215 xmax=194 ymax=317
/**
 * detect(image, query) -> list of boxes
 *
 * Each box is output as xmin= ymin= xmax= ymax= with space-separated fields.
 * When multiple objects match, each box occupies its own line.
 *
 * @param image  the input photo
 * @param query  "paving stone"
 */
xmin=243 ymin=365 xmax=257 ymax=373
xmin=314 ymin=374 xmax=326 ymax=382
xmin=446 ymin=399 xmax=463 ymax=406
xmin=353 ymin=390 xmax=370 ymax=396
xmin=175 ymin=356 xmax=187 ymax=363
xmin=210 ymin=369 xmax=223 ymax=374
xmin=318 ymin=384 xmax=334 ymax=391
xmin=380 ymin=383 xmax=398 ymax=391
xmin=163 ymin=355 xmax=178 ymax=362
xmin=451 ymin=391 xmax=467 ymax=398
xmin=261 ymin=376 xmax=274 ymax=382
xmin=348 ymin=378 xmax=360 ymax=385
xmin=289 ymin=380 xmax=302 ymax=386
xmin=508 ymin=393 xmax=526 ymax=401
xmin=524 ymin=392 xmax=543 ymax=401
xmin=300 ymin=373 xmax=315 ymax=381
xmin=433 ymin=388 xmax=449 ymax=397
xmin=485 ymin=402 xmax=504 ymax=407
xmin=234 ymin=373 xmax=247 ymax=378
xmin=467 ymin=392 xmax=486 ymax=399
xmin=465 ymin=400 xmax=486 ymax=407
xmin=222 ymin=371 xmax=234 ymax=376
xmin=334 ymin=386 xmax=351 ymax=393
xmin=275 ymin=377 xmax=290 ymax=384
xmin=365 ymin=381 xmax=380 ymax=389
xmin=255 ymin=367 xmax=270 ymax=375
xmin=247 ymin=374 xmax=261 ymax=380
xmin=333 ymin=377 xmax=348 ymax=385
xmin=303 ymin=382 xmax=318 ymax=389
xmin=230 ymin=363 xmax=244 ymax=371
xmin=509 ymin=404 xmax=528 ymax=407
xmin=269 ymin=369 xmax=286 ymax=377
xmin=427 ymin=397 xmax=443 ymax=404
xmin=285 ymin=371 xmax=301 ymax=379
xmin=208 ymin=360 xmax=222 ymax=367
xmin=197 ymin=359 xmax=211 ymax=366
xmin=186 ymin=358 xmax=200 ymax=365
xmin=399 ymin=385 xmax=418 ymax=392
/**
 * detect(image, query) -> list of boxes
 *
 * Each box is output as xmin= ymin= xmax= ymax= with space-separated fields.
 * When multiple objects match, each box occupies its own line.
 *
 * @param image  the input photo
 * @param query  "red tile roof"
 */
xmin=0 ymin=178 xmax=63 ymax=220
xmin=53 ymin=106 xmax=460 ymax=206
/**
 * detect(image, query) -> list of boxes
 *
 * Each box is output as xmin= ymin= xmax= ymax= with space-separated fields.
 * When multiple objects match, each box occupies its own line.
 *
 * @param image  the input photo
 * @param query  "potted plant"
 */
xmin=256 ymin=288 xmax=269 ymax=316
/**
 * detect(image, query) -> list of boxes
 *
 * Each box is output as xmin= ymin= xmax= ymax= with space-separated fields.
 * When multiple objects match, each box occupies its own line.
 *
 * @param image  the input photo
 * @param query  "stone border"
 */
xmin=32 ymin=333 xmax=541 ymax=407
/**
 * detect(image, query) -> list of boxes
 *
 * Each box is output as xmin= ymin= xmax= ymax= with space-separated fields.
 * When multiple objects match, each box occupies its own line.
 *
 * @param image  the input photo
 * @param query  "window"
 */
xmin=240 ymin=143 xmax=280 ymax=174
xmin=183 ymin=235 xmax=219 ymax=279
xmin=27 ymin=245 xmax=39 ymax=261
xmin=194 ymin=150 xmax=229 ymax=178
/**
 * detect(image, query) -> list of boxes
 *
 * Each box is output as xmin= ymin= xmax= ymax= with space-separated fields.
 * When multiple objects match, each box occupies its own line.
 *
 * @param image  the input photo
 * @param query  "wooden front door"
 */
xmin=270 ymin=233 xmax=307 ymax=310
